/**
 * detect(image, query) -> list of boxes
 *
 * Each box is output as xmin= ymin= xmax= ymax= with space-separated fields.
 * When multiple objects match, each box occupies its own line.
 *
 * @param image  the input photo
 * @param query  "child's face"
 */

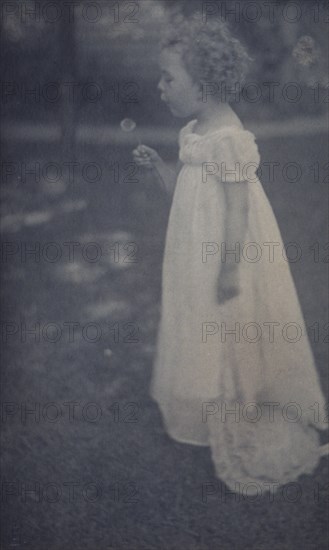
xmin=158 ymin=47 xmax=202 ymax=117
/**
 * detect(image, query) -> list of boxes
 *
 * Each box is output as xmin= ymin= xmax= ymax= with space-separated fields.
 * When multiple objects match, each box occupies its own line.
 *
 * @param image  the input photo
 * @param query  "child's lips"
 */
xmin=161 ymin=95 xmax=175 ymax=111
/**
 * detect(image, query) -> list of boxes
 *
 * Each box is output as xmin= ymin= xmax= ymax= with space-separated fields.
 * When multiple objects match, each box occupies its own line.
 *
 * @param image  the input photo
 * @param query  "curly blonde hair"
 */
xmin=161 ymin=12 xmax=252 ymax=88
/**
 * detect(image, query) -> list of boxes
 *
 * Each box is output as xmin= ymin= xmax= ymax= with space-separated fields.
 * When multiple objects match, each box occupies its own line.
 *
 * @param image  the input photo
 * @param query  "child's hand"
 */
xmin=132 ymin=145 xmax=163 ymax=170
xmin=217 ymin=265 xmax=240 ymax=304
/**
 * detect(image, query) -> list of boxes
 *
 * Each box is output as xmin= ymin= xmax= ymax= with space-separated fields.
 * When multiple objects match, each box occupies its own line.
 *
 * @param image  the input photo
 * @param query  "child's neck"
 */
xmin=193 ymin=102 xmax=241 ymax=135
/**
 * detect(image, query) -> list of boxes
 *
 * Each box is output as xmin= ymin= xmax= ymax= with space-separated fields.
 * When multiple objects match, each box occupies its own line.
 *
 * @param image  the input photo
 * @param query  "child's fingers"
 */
xmin=132 ymin=158 xmax=153 ymax=169
xmin=133 ymin=146 xmax=148 ymax=154
xmin=133 ymin=151 xmax=150 ymax=159
xmin=134 ymin=146 xmax=147 ymax=157
xmin=133 ymin=155 xmax=150 ymax=165
xmin=133 ymin=151 xmax=146 ymax=160
xmin=137 ymin=145 xmax=160 ymax=162
xmin=133 ymin=146 xmax=159 ymax=170
xmin=133 ymin=154 xmax=152 ymax=165
xmin=133 ymin=150 xmax=151 ymax=161
xmin=137 ymin=144 xmax=155 ymax=154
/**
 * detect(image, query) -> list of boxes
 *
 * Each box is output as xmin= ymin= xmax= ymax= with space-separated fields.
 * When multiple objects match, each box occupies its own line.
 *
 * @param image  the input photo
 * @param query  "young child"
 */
xmin=133 ymin=14 xmax=328 ymax=493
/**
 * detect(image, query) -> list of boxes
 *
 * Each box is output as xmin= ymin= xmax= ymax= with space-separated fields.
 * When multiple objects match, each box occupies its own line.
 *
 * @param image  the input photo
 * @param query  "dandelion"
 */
xmin=120 ymin=118 xmax=141 ymax=145
xmin=120 ymin=118 xmax=137 ymax=132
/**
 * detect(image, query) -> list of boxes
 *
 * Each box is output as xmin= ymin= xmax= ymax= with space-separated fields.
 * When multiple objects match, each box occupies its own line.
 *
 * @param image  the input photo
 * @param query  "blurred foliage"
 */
xmin=1 ymin=0 xmax=328 ymax=125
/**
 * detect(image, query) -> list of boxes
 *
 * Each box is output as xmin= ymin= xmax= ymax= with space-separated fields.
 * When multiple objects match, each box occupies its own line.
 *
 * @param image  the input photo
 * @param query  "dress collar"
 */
xmin=181 ymin=119 xmax=244 ymax=142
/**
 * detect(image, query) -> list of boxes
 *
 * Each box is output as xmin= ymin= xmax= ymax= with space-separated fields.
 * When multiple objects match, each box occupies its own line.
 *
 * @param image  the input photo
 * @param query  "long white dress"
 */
xmin=150 ymin=119 xmax=328 ymax=492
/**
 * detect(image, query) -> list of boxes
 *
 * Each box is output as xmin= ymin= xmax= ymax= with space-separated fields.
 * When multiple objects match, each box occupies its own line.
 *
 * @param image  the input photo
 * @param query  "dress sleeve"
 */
xmin=178 ymin=120 xmax=195 ymax=148
xmin=211 ymin=130 xmax=261 ymax=183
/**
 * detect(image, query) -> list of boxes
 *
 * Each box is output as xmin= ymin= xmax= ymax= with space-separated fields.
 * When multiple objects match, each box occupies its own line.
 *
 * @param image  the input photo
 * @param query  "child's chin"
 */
xmin=169 ymin=106 xmax=185 ymax=118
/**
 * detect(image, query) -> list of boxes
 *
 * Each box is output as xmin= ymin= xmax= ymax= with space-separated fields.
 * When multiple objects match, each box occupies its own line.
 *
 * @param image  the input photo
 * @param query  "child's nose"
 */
xmin=157 ymin=79 xmax=164 ymax=92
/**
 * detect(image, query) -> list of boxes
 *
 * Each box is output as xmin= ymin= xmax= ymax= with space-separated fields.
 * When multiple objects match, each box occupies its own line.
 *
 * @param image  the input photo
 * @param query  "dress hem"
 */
xmin=151 ymin=394 xmax=210 ymax=447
